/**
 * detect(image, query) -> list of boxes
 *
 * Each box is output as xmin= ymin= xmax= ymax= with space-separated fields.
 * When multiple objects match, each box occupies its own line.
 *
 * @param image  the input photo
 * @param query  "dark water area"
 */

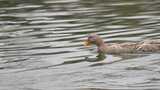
xmin=0 ymin=0 xmax=160 ymax=90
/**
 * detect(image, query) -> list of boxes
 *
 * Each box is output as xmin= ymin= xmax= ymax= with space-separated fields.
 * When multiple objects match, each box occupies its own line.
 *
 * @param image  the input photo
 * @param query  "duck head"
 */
xmin=84 ymin=33 xmax=105 ymax=47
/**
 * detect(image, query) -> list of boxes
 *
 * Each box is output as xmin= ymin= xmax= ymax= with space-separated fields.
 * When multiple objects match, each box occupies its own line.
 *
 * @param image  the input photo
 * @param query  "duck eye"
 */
xmin=88 ymin=36 xmax=96 ymax=41
xmin=88 ymin=36 xmax=93 ymax=39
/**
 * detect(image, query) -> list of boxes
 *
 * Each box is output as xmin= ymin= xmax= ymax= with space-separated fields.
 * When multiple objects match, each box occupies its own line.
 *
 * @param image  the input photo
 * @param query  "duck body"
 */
xmin=98 ymin=42 xmax=137 ymax=54
xmin=99 ymin=41 xmax=160 ymax=54
xmin=84 ymin=34 xmax=160 ymax=54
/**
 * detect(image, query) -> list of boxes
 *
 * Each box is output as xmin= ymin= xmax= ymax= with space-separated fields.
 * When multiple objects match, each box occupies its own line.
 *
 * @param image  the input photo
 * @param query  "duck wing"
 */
xmin=136 ymin=39 xmax=160 ymax=52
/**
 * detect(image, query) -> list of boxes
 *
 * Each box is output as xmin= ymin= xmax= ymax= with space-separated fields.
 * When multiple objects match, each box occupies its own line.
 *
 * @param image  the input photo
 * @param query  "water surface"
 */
xmin=0 ymin=0 xmax=160 ymax=90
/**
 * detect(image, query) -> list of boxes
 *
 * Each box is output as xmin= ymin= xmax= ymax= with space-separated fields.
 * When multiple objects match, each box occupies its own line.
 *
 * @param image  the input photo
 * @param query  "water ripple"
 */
xmin=0 ymin=0 xmax=160 ymax=90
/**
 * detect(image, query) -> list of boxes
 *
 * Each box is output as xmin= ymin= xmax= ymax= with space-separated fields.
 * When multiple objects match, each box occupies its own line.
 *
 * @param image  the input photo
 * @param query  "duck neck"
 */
xmin=96 ymin=38 xmax=105 ymax=47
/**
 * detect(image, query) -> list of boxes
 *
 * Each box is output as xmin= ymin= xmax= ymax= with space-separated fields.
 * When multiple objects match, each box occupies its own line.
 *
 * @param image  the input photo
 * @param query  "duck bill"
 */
xmin=84 ymin=40 xmax=92 ymax=47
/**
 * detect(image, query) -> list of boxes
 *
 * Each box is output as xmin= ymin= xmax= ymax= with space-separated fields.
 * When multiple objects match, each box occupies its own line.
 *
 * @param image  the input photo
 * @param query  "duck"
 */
xmin=84 ymin=33 xmax=160 ymax=54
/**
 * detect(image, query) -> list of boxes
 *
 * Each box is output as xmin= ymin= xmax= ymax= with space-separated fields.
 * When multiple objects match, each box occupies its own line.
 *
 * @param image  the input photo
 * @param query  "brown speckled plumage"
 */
xmin=84 ymin=34 xmax=160 ymax=54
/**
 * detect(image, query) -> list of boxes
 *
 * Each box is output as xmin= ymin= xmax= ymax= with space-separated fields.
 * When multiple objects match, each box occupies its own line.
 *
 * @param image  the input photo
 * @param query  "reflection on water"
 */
xmin=0 ymin=0 xmax=160 ymax=90
xmin=85 ymin=52 xmax=106 ymax=62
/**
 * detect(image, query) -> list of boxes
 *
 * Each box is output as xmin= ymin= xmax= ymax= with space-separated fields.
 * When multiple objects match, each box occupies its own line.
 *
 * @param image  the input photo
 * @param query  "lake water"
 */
xmin=0 ymin=0 xmax=160 ymax=90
